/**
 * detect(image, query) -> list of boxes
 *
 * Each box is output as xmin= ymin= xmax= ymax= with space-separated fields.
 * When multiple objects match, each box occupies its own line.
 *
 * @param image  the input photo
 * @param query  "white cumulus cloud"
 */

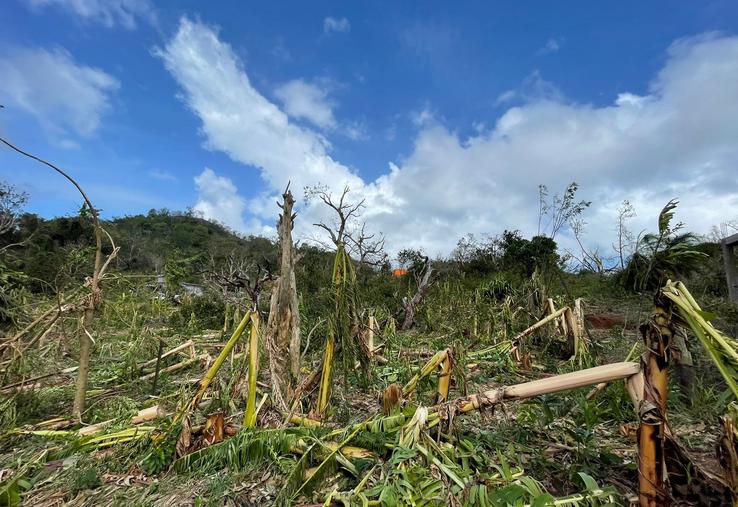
xmin=156 ymin=18 xmax=362 ymax=202
xmin=274 ymin=79 xmax=337 ymax=130
xmin=0 ymin=45 xmax=119 ymax=142
xmin=159 ymin=18 xmax=738 ymax=258
xmin=193 ymin=168 xmax=247 ymax=232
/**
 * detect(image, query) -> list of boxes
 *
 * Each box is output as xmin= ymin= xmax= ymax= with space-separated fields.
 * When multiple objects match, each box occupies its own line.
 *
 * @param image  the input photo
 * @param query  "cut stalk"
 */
xmin=150 ymin=338 xmax=165 ymax=395
xmin=366 ymin=311 xmax=375 ymax=357
xmin=563 ymin=307 xmax=579 ymax=358
xmin=173 ymin=311 xmax=251 ymax=426
xmin=437 ymin=354 xmax=451 ymax=403
xmin=403 ymin=348 xmax=450 ymax=397
xmin=638 ymin=300 xmax=672 ymax=507
xmin=546 ymin=298 xmax=567 ymax=335
xmin=223 ymin=301 xmax=231 ymax=334
xmin=514 ymin=306 xmax=568 ymax=343
xmin=243 ymin=313 xmax=260 ymax=428
xmin=317 ymin=329 xmax=335 ymax=415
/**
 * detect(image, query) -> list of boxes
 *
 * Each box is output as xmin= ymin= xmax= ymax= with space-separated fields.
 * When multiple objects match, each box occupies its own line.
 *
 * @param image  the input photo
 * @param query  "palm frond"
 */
xmin=658 ymin=198 xmax=679 ymax=235
xmin=662 ymin=280 xmax=738 ymax=397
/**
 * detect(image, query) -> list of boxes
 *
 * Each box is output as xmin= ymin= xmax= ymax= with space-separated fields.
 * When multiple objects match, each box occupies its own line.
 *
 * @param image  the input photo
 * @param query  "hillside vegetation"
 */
xmin=1 ymin=186 xmax=738 ymax=506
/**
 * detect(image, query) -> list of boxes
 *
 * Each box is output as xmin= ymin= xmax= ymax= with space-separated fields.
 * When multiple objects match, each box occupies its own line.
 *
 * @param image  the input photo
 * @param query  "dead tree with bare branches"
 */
xmin=310 ymin=185 xmax=365 ymax=249
xmin=203 ymin=251 xmax=273 ymax=332
xmin=308 ymin=185 xmax=387 ymax=270
xmin=306 ymin=185 xmax=380 ymax=403
xmin=346 ymin=222 xmax=388 ymax=269
xmin=401 ymin=254 xmax=434 ymax=331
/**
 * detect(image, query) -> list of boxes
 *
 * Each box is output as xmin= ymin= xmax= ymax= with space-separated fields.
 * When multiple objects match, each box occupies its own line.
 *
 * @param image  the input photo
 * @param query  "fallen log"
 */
xmin=324 ymin=362 xmax=642 ymax=437
xmin=454 ymin=361 xmax=641 ymax=413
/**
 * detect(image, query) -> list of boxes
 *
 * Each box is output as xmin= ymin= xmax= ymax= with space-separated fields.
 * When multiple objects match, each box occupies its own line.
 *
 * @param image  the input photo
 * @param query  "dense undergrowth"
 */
xmin=0 ymin=268 xmax=734 ymax=505
xmin=1 ymin=210 xmax=737 ymax=506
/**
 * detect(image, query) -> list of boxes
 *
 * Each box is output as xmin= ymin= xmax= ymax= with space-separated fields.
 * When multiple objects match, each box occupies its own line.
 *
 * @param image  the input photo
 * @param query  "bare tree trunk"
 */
xmin=73 ymin=234 xmax=104 ymax=418
xmin=289 ymin=269 xmax=301 ymax=380
xmin=73 ymin=306 xmax=95 ymax=415
xmin=264 ymin=188 xmax=300 ymax=410
xmin=401 ymin=260 xmax=433 ymax=331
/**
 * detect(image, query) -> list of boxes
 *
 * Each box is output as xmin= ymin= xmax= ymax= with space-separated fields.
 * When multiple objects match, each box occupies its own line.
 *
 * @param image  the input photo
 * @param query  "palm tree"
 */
xmin=619 ymin=200 xmax=707 ymax=292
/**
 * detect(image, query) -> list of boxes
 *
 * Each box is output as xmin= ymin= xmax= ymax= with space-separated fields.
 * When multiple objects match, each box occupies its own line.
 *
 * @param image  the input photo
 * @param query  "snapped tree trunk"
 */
xmin=289 ymin=269 xmax=301 ymax=380
xmin=401 ymin=260 xmax=433 ymax=331
xmin=264 ymin=188 xmax=300 ymax=410
xmin=73 ymin=305 xmax=96 ymax=416
xmin=73 ymin=211 xmax=105 ymax=419
xmin=638 ymin=294 xmax=673 ymax=507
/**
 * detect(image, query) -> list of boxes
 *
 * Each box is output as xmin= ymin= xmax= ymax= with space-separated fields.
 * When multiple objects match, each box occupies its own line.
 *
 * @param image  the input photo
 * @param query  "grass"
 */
xmin=0 ymin=272 xmax=735 ymax=505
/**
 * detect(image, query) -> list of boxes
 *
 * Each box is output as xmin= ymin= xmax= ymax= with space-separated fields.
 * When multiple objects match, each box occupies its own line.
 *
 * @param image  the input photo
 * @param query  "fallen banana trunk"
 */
xmin=467 ymin=340 xmax=513 ymax=359
xmin=172 ymin=311 xmax=252 ymax=427
xmin=78 ymin=426 xmax=156 ymax=450
xmin=586 ymin=342 xmax=639 ymax=401
xmin=323 ymin=362 xmax=642 ymax=437
xmin=451 ymin=361 xmax=640 ymax=413
xmin=5 ymin=405 xmax=166 ymax=440
xmin=8 ymin=421 xmax=159 ymax=445
xmin=288 ymin=414 xmax=323 ymax=428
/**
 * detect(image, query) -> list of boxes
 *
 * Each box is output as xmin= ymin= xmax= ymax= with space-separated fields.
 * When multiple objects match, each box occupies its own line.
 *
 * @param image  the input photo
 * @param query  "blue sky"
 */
xmin=2 ymin=1 xmax=738 ymax=258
